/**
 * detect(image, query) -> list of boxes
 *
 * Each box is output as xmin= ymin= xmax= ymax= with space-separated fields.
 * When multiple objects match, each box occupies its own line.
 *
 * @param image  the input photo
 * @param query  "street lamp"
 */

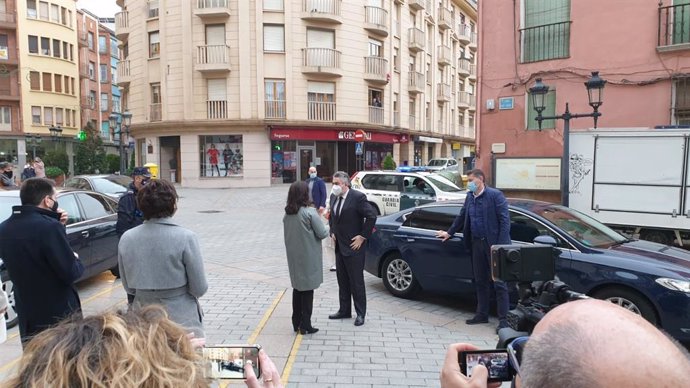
xmin=109 ymin=111 xmax=133 ymax=174
xmin=49 ymin=125 xmax=62 ymax=140
xmin=529 ymin=71 xmax=607 ymax=207
xmin=122 ymin=110 xmax=132 ymax=173
xmin=25 ymin=134 xmax=42 ymax=159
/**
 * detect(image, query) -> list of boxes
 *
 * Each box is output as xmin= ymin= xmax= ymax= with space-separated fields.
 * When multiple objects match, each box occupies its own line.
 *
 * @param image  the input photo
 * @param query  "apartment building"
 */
xmin=116 ymin=0 xmax=478 ymax=187
xmin=0 ymin=0 xmax=20 ymax=162
xmin=477 ymin=1 xmax=690 ymax=202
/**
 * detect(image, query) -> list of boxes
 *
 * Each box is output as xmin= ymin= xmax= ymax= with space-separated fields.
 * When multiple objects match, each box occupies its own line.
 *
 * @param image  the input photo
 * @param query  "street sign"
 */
xmin=355 ymin=142 xmax=364 ymax=155
xmin=354 ymin=129 xmax=366 ymax=142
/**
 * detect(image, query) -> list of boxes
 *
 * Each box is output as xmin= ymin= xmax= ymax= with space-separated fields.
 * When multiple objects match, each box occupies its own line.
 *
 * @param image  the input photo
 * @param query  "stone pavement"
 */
xmin=1 ymin=185 xmax=504 ymax=387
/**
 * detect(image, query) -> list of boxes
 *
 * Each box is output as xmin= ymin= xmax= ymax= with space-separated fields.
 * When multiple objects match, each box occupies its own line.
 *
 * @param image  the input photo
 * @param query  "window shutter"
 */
xmin=207 ymin=79 xmax=227 ymax=100
xmin=263 ymin=25 xmax=284 ymax=52
xmin=263 ymin=0 xmax=283 ymax=11
xmin=205 ymin=25 xmax=225 ymax=45
xmin=307 ymin=29 xmax=334 ymax=49
xmin=308 ymin=81 xmax=334 ymax=94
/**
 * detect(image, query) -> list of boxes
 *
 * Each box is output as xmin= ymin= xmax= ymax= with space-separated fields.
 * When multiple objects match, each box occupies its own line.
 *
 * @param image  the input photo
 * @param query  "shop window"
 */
xmin=200 ymin=135 xmax=243 ymax=178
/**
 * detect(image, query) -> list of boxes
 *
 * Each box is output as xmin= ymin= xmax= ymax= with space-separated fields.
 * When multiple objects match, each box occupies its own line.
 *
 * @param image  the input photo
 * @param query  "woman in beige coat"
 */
xmin=283 ymin=181 xmax=328 ymax=334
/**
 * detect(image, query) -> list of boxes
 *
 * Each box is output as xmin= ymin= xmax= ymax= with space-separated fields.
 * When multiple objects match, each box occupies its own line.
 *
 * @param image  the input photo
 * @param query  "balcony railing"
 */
xmin=458 ymin=58 xmax=470 ymax=75
xmin=117 ymin=59 xmax=130 ymax=83
xmin=408 ymin=27 xmax=425 ymax=52
xmin=458 ymin=91 xmax=470 ymax=107
xmin=520 ymin=21 xmax=571 ymax=63
xmin=364 ymin=56 xmax=388 ymax=83
xmin=659 ymin=3 xmax=690 ymax=47
xmin=409 ymin=114 xmax=416 ymax=130
xmin=307 ymin=101 xmax=336 ymax=121
xmin=438 ymin=8 xmax=454 ymax=30
xmin=437 ymin=45 xmax=452 ymax=65
xmin=458 ymin=23 xmax=471 ymax=43
xmin=0 ymin=12 xmax=16 ymax=24
xmin=302 ymin=48 xmax=342 ymax=75
xmin=437 ymin=83 xmax=451 ymax=101
xmin=150 ymin=103 xmax=162 ymax=121
xmin=198 ymin=0 xmax=229 ymax=8
xmin=265 ymin=100 xmax=286 ymax=119
xmin=364 ymin=6 xmax=388 ymax=36
xmin=369 ymin=106 xmax=384 ymax=124
xmin=302 ymin=0 xmax=342 ymax=22
xmin=148 ymin=0 xmax=160 ymax=18
xmin=408 ymin=71 xmax=425 ymax=93
xmin=196 ymin=45 xmax=231 ymax=71
xmin=195 ymin=0 xmax=231 ymax=17
xmin=115 ymin=11 xmax=128 ymax=28
xmin=207 ymin=100 xmax=228 ymax=119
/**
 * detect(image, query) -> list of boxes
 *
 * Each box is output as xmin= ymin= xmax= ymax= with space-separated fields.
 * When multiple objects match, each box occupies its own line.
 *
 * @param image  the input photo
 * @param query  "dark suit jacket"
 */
xmin=0 ymin=206 xmax=84 ymax=342
xmin=447 ymin=186 xmax=511 ymax=250
xmin=328 ymin=189 xmax=377 ymax=257
xmin=306 ymin=176 xmax=327 ymax=209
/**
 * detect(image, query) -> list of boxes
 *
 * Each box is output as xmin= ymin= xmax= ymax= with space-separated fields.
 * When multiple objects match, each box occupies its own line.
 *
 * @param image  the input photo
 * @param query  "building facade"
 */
xmin=0 ymin=0 xmax=20 ymax=161
xmin=116 ymin=0 xmax=478 ymax=187
xmin=477 ymin=0 xmax=690 ymax=202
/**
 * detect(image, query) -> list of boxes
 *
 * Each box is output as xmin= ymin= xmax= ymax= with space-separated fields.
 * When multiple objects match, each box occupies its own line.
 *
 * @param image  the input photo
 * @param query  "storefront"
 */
xmin=270 ymin=127 xmax=403 ymax=183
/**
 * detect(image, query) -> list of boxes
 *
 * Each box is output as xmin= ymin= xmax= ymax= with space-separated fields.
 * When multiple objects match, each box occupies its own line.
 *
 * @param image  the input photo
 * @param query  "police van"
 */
xmin=350 ymin=171 xmax=466 ymax=215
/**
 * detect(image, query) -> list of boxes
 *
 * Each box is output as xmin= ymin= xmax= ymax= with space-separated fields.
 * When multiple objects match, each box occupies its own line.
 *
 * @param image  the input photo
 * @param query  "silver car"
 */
xmin=425 ymin=158 xmax=460 ymax=172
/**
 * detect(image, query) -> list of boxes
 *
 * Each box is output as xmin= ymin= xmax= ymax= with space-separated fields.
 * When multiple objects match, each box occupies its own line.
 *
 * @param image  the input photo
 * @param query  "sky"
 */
xmin=76 ymin=0 xmax=120 ymax=18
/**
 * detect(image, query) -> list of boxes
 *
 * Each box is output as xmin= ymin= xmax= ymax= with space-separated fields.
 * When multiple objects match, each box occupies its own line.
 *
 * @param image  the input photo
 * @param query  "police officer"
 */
xmin=116 ymin=167 xmax=151 ymax=303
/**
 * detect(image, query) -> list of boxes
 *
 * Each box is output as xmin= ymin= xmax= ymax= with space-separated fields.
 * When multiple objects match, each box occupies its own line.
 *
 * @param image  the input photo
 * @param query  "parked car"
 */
xmin=63 ymin=174 xmax=133 ymax=200
xmin=1 ymin=188 xmax=120 ymax=329
xmin=425 ymin=158 xmax=460 ymax=173
xmin=350 ymin=171 xmax=466 ymax=215
xmin=364 ymin=200 xmax=690 ymax=343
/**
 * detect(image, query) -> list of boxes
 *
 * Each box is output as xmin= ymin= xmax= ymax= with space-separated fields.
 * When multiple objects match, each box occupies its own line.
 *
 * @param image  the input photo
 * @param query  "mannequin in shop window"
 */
xmin=206 ymin=144 xmax=220 ymax=177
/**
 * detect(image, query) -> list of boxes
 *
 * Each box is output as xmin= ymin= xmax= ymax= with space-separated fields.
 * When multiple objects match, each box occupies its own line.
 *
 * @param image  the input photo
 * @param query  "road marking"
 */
xmin=281 ymin=331 xmax=303 ymax=385
xmin=247 ymin=289 xmax=285 ymax=344
xmin=0 ymin=358 xmax=19 ymax=374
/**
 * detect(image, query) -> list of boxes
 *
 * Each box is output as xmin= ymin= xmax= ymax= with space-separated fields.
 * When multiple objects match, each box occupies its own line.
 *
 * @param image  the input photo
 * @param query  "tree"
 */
xmin=382 ymin=154 xmax=397 ymax=170
xmin=74 ymin=122 xmax=107 ymax=174
xmin=43 ymin=150 xmax=69 ymax=176
xmin=104 ymin=154 xmax=120 ymax=174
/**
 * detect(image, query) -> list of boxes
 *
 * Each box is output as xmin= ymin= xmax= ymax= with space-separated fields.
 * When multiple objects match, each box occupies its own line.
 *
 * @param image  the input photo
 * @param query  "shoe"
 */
xmin=330 ymin=265 xmax=336 ymax=272
xmin=328 ymin=312 xmax=352 ymax=319
xmin=354 ymin=316 xmax=365 ymax=326
xmin=465 ymin=316 xmax=489 ymax=325
xmin=299 ymin=327 xmax=319 ymax=335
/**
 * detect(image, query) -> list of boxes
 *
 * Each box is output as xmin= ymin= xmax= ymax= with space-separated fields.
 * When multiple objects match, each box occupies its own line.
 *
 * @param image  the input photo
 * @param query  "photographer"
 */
xmin=440 ymin=299 xmax=690 ymax=388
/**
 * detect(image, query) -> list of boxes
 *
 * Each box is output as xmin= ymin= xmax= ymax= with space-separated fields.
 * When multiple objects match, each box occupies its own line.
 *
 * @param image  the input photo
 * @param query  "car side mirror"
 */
xmin=534 ymin=235 xmax=558 ymax=247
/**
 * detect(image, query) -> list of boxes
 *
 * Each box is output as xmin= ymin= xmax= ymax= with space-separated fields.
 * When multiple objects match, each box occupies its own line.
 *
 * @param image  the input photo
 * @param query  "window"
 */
xmin=64 ymin=75 xmax=69 ymax=94
xmin=0 ymin=106 xmax=10 ymax=129
xmin=509 ymin=211 xmax=570 ymax=248
xmin=69 ymin=44 xmax=73 ymax=61
xmin=112 ymin=95 xmax=121 ymax=113
xmin=68 ymin=10 xmax=72 ymax=27
xmin=65 ymin=109 xmax=71 ymax=127
xmin=41 ymin=37 xmax=50 ymax=55
xmin=61 ymin=7 xmax=66 ymax=25
xmin=148 ymin=0 xmax=159 ymax=18
xmin=99 ymin=36 xmax=107 ymax=54
xmin=42 ymin=72 xmax=51 ymax=91
xmin=52 ymin=39 xmax=60 ymax=58
xmin=71 ymin=78 xmax=75 ymax=95
xmin=151 ymin=83 xmax=161 ymax=104
xmin=111 ymin=66 xmax=117 ymax=84
xmin=149 ymin=31 xmax=160 ymax=58
xmin=101 ymin=93 xmax=108 ymax=112
xmin=27 ymin=0 xmax=37 ymax=18
xmin=44 ymin=107 xmax=53 ymax=125
xmin=50 ymin=4 xmax=59 ymax=22
xmin=57 ymin=194 xmax=84 ymax=225
xmin=88 ymin=62 xmax=95 ymax=79
xmin=28 ymin=36 xmax=38 ymax=54
xmin=307 ymin=81 xmax=335 ymax=121
xmin=30 ymin=72 xmax=40 ymax=90
xmin=307 ymin=28 xmax=335 ymax=49
xmin=368 ymin=38 xmax=383 ymax=57
xmin=100 ymin=64 xmax=108 ymax=82
xmin=54 ymin=74 xmax=62 ymax=93
xmin=468 ymin=113 xmax=475 ymax=128
xmin=527 ymin=89 xmax=556 ymax=130
xmin=394 ymin=46 xmax=400 ymax=71
xmin=522 ymin=0 xmax=571 ymax=62
xmin=31 ymin=106 xmax=41 ymax=124
xmin=39 ymin=1 xmax=48 ymax=20
xmin=62 ymin=42 xmax=68 ymax=59
xmin=402 ymin=207 xmax=457 ymax=231
xmin=199 ymin=135 xmax=244 ymax=177
xmin=361 ymin=174 xmax=402 ymax=192
xmin=89 ymin=90 xmax=97 ymax=108
xmin=87 ymin=32 xmax=94 ymax=50
xmin=111 ymin=38 xmax=119 ymax=58
xmin=675 ymin=77 xmax=690 ymax=125
xmin=207 ymin=79 xmax=227 ymax=119
xmin=264 ymin=79 xmax=286 ymax=118
xmin=263 ymin=24 xmax=285 ymax=52
xmin=55 ymin=108 xmax=63 ymax=126
xmin=264 ymin=0 xmax=284 ymax=11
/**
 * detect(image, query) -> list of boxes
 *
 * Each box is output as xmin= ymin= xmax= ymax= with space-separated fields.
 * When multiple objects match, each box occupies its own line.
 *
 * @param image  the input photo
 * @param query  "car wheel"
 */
xmin=1 ymin=274 xmax=18 ymax=329
xmin=110 ymin=265 xmax=120 ymax=278
xmin=640 ymin=230 xmax=674 ymax=246
xmin=592 ymin=286 xmax=658 ymax=326
xmin=382 ymin=252 xmax=420 ymax=298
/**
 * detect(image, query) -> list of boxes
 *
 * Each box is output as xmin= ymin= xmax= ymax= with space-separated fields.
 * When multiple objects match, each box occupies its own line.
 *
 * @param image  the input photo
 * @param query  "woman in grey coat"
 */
xmin=283 ymin=181 xmax=328 ymax=334
xmin=118 ymin=179 xmax=208 ymax=338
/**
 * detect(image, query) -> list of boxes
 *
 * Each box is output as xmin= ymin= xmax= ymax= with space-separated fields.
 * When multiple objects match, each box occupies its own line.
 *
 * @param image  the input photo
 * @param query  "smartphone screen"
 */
xmin=202 ymin=345 xmax=261 ymax=380
xmin=459 ymin=349 xmax=513 ymax=382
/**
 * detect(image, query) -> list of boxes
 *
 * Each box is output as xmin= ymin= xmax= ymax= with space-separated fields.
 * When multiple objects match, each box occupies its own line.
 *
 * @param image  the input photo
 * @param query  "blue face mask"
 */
xmin=467 ymin=181 xmax=478 ymax=193
xmin=309 ymin=173 xmax=317 ymax=179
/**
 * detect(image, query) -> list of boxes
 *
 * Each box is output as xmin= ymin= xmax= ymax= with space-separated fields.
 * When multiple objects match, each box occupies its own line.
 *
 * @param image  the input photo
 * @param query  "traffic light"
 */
xmin=77 ymin=130 xmax=86 ymax=141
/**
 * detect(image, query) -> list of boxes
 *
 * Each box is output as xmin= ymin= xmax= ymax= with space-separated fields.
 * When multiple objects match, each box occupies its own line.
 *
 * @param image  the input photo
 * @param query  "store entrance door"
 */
xmin=298 ymin=146 xmax=315 ymax=181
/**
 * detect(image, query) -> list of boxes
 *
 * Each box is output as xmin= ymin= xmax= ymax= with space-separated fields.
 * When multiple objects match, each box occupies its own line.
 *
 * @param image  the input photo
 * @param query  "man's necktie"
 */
xmin=335 ymin=197 xmax=343 ymax=217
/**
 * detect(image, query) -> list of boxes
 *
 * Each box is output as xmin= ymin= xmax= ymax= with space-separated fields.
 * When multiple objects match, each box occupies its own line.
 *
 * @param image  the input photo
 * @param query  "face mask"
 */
xmin=467 ymin=181 xmax=478 ymax=193
xmin=331 ymin=185 xmax=343 ymax=197
xmin=309 ymin=173 xmax=317 ymax=179
xmin=50 ymin=197 xmax=59 ymax=212
xmin=3 ymin=171 xmax=12 ymax=178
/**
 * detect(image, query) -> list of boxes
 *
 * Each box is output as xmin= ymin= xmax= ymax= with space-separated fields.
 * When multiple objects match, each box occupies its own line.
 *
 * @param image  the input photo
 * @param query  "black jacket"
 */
xmin=116 ymin=183 xmax=143 ymax=236
xmin=328 ymin=189 xmax=377 ymax=257
xmin=0 ymin=206 xmax=84 ymax=343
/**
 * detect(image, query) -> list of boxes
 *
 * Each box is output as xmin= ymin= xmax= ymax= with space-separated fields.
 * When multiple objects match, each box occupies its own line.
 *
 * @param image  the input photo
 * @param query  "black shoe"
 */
xmin=465 ymin=316 xmax=489 ymax=325
xmin=299 ymin=327 xmax=319 ymax=335
xmin=354 ymin=316 xmax=365 ymax=326
xmin=329 ymin=312 xmax=352 ymax=319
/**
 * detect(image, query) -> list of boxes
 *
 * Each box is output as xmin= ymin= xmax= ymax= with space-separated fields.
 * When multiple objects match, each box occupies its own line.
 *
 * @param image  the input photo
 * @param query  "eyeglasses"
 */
xmin=507 ymin=336 xmax=529 ymax=376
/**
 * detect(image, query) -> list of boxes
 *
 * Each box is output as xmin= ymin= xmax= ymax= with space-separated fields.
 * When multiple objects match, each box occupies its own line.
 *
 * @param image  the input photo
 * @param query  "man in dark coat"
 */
xmin=437 ymin=169 xmax=511 ymax=331
xmin=0 ymin=178 xmax=83 ymax=346
xmin=328 ymin=171 xmax=377 ymax=326
xmin=305 ymin=166 xmax=327 ymax=214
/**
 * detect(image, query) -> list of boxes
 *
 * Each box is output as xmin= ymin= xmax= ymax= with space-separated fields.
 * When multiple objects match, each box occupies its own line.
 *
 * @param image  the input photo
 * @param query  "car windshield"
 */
xmin=0 ymin=196 xmax=20 ymax=222
xmin=92 ymin=176 xmax=131 ymax=195
xmin=427 ymin=159 xmax=447 ymax=166
xmin=533 ymin=205 xmax=627 ymax=248
xmin=426 ymin=175 xmax=463 ymax=193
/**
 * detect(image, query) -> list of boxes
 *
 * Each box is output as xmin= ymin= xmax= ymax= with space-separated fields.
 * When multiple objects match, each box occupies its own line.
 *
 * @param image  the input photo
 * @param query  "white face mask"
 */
xmin=309 ymin=172 xmax=317 ymax=179
xmin=331 ymin=185 xmax=343 ymax=197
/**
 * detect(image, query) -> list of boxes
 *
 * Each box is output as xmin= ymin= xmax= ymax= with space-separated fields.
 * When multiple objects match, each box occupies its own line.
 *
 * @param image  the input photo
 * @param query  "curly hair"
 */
xmin=285 ymin=181 xmax=310 ymax=215
xmin=136 ymin=179 xmax=178 ymax=220
xmin=3 ymin=305 xmax=207 ymax=388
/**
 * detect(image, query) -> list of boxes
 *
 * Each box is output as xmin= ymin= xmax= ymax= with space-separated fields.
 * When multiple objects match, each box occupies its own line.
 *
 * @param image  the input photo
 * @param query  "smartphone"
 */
xmin=459 ymin=349 xmax=514 ymax=382
xmin=201 ymin=344 xmax=261 ymax=380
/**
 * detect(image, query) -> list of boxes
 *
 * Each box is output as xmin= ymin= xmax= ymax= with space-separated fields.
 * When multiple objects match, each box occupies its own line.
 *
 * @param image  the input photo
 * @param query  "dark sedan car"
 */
xmin=364 ymin=200 xmax=690 ymax=342
xmin=63 ymin=174 xmax=133 ymax=200
xmin=1 ymin=188 xmax=120 ymax=329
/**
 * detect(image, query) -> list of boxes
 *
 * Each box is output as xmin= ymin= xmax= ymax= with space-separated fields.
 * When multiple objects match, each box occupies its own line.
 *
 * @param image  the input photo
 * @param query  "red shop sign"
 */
xmin=270 ymin=128 xmax=403 ymax=144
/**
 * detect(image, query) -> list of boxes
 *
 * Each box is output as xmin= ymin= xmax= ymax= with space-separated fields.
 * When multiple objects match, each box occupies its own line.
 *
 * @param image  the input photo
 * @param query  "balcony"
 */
xmin=301 ymin=0 xmax=343 ymax=24
xmin=265 ymin=100 xmax=286 ymax=119
xmin=150 ymin=103 xmax=162 ymax=121
xmin=364 ymin=56 xmax=389 ymax=84
xmin=78 ymin=31 xmax=88 ymax=47
xmin=468 ymin=94 xmax=476 ymax=111
xmin=409 ymin=115 xmax=416 ymax=130
xmin=469 ymin=64 xmax=477 ymax=80
xmin=207 ymin=100 xmax=228 ymax=119
xmin=196 ymin=45 xmax=231 ymax=73
xmin=195 ymin=0 xmax=231 ymax=19
xmin=658 ymin=3 xmax=690 ymax=51
xmin=115 ymin=11 xmax=129 ymax=39
xmin=408 ymin=71 xmax=425 ymax=94
xmin=80 ymin=96 xmax=95 ymax=110
xmin=0 ymin=85 xmax=20 ymax=101
xmin=458 ymin=91 xmax=470 ymax=109
xmin=364 ymin=6 xmax=388 ymax=37
xmin=457 ymin=23 xmax=471 ymax=44
xmin=437 ymin=83 xmax=451 ymax=102
xmin=79 ymin=63 xmax=90 ymax=79
xmin=458 ymin=58 xmax=470 ymax=77
xmin=437 ymin=45 xmax=452 ymax=66
xmin=301 ymin=48 xmax=342 ymax=77
xmin=117 ymin=59 xmax=131 ymax=86
xmin=307 ymin=101 xmax=336 ymax=121
xmin=520 ymin=21 xmax=570 ymax=63
xmin=369 ymin=106 xmax=384 ymax=124
xmin=0 ymin=11 xmax=16 ymax=28
xmin=469 ymin=31 xmax=477 ymax=51
xmin=409 ymin=0 xmax=426 ymax=11
xmin=408 ymin=27 xmax=425 ymax=52
xmin=438 ymin=8 xmax=454 ymax=30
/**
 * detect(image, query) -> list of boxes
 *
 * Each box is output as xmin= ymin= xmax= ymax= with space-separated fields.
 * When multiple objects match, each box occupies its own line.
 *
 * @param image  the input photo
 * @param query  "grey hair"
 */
xmin=520 ymin=322 xmax=600 ymax=388
xmin=332 ymin=171 xmax=351 ymax=187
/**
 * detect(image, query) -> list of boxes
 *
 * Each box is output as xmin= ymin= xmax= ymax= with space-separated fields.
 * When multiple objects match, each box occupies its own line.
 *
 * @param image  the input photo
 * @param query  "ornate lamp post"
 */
xmin=529 ymin=71 xmax=607 ymax=207
xmin=25 ymin=134 xmax=42 ymax=159
xmin=109 ymin=110 xmax=132 ymax=174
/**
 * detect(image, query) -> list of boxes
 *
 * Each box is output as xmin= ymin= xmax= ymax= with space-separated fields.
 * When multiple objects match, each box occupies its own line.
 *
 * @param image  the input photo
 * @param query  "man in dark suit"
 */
xmin=0 ymin=178 xmax=84 ymax=346
xmin=436 ymin=169 xmax=511 ymax=331
xmin=328 ymin=171 xmax=377 ymax=326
